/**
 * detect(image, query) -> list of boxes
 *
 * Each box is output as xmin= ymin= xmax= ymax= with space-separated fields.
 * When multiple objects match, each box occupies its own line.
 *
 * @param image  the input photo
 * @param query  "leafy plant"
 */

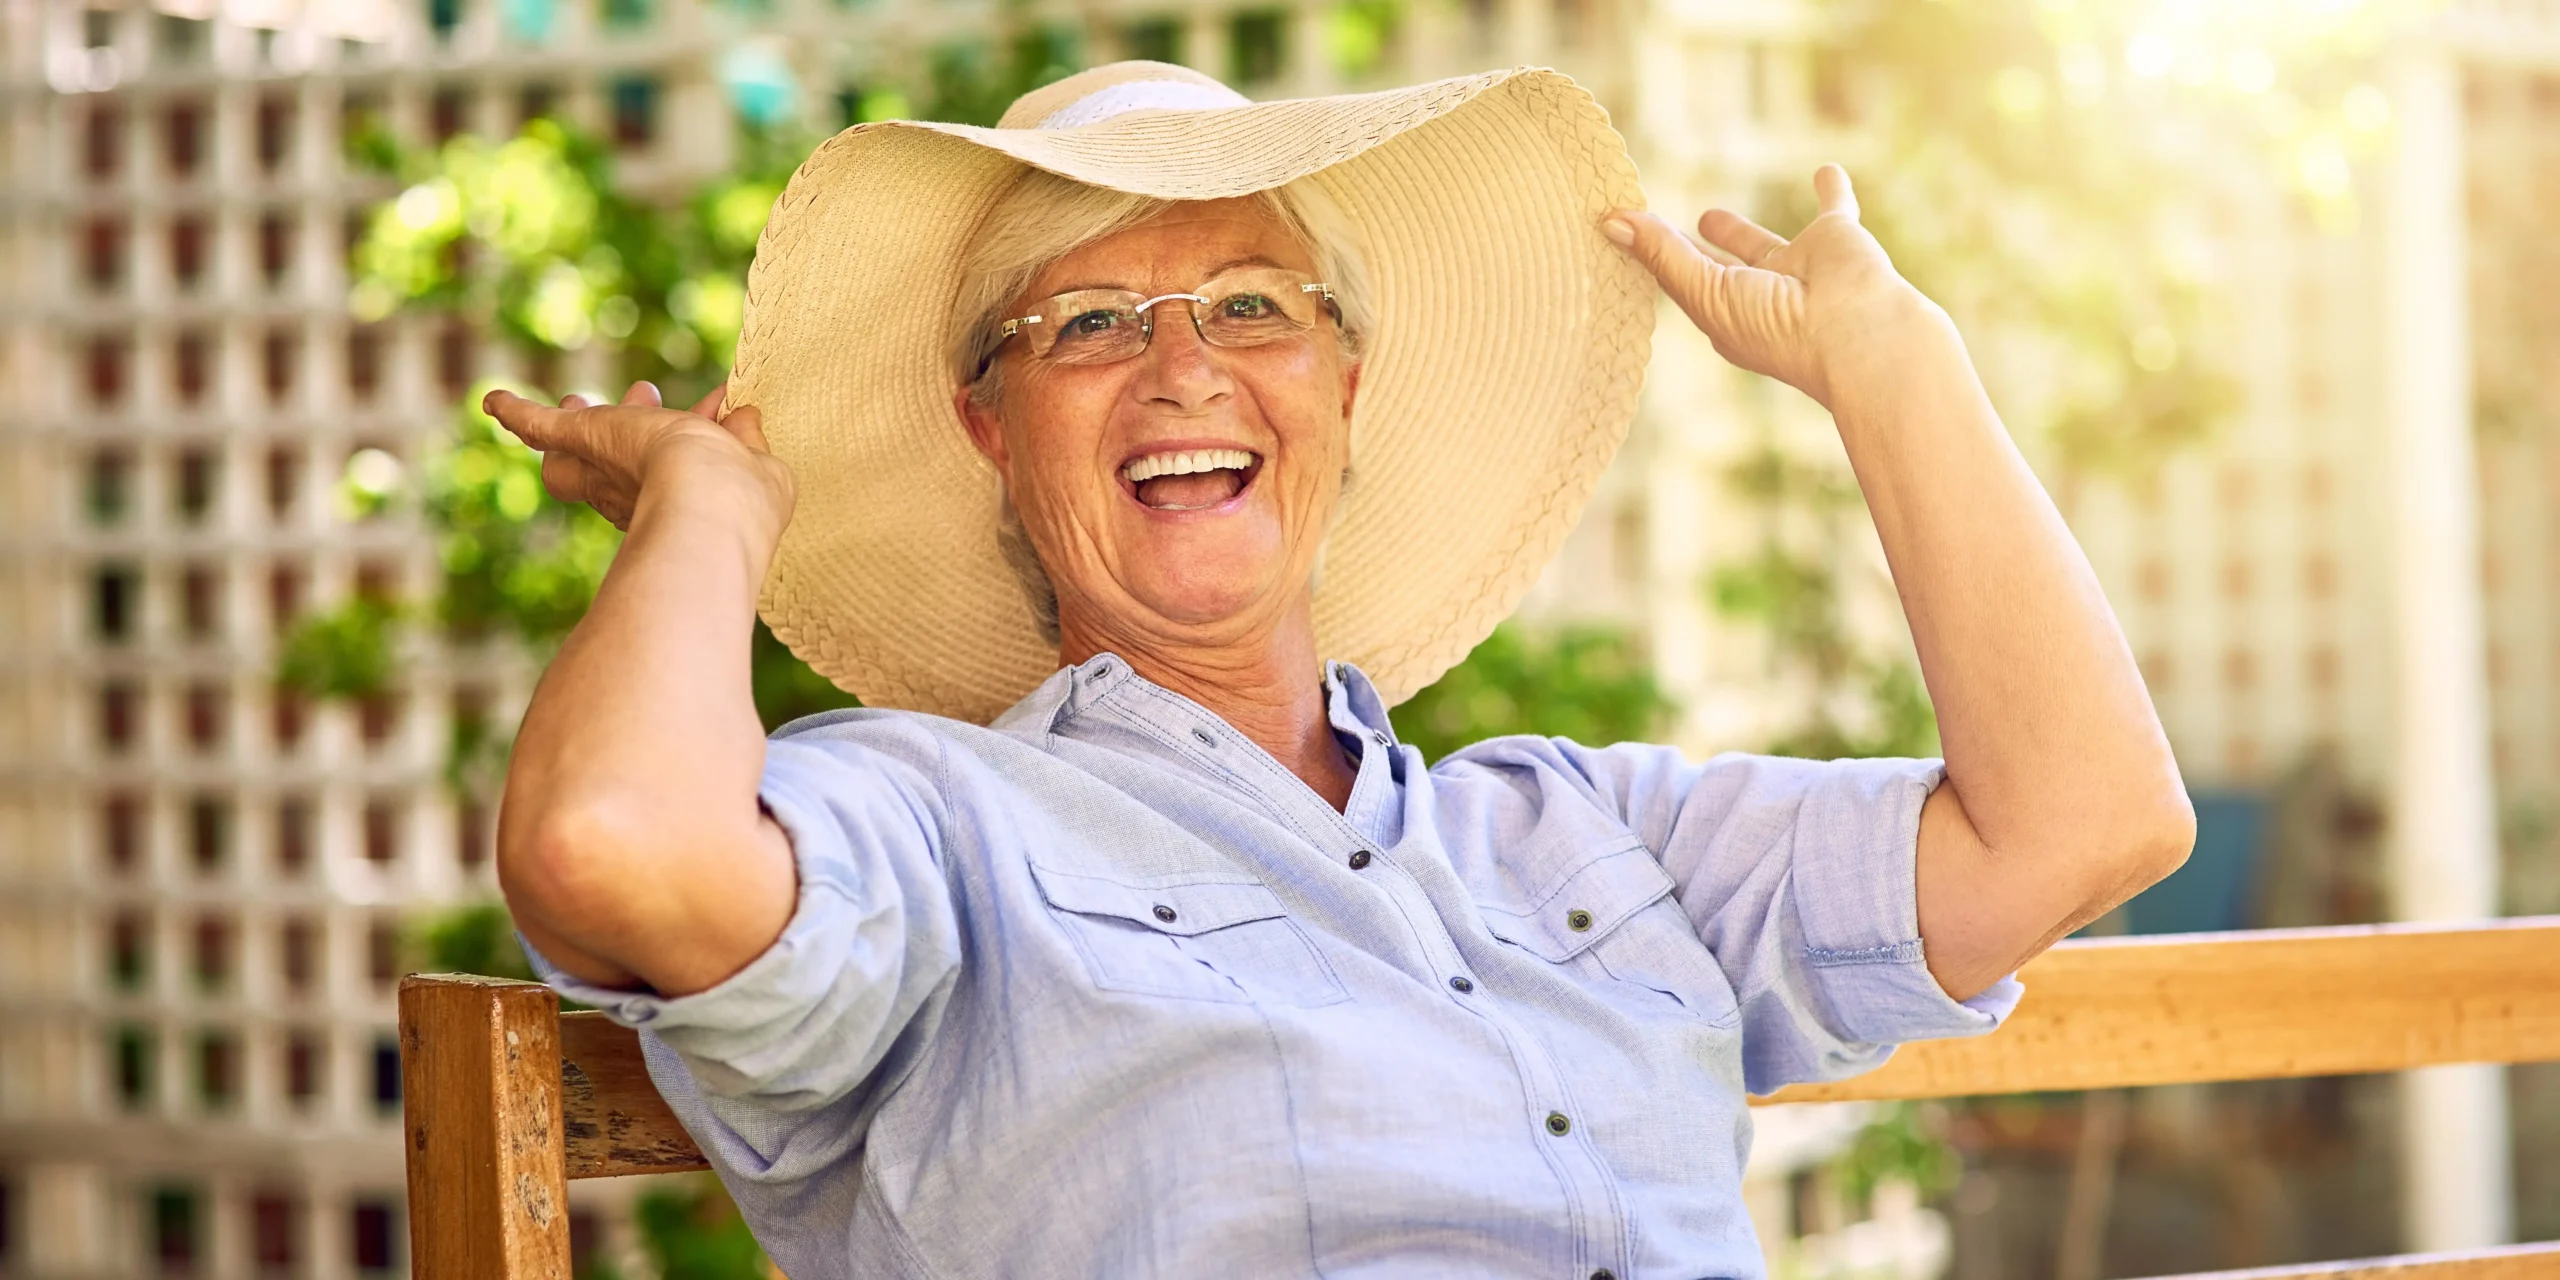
xmin=411 ymin=901 xmax=536 ymax=983
xmin=274 ymin=598 xmax=400 ymax=701
xmin=1393 ymin=624 xmax=1671 ymax=763
xmin=1833 ymin=1101 xmax=1963 ymax=1207
xmin=282 ymin=118 xmax=862 ymax=746
xmin=633 ymin=1176 xmax=770 ymax=1280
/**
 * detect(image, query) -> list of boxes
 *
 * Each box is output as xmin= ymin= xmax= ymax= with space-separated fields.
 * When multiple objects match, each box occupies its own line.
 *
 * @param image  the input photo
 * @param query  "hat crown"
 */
xmin=996 ymin=61 xmax=1253 ymax=131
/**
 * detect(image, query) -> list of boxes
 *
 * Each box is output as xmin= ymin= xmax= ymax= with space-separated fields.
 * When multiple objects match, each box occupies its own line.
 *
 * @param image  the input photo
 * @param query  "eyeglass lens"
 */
xmin=1026 ymin=269 xmax=1326 ymax=365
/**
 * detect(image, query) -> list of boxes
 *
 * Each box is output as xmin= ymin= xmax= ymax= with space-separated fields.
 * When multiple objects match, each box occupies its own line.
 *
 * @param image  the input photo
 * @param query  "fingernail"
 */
xmin=1601 ymin=216 xmax=1635 ymax=247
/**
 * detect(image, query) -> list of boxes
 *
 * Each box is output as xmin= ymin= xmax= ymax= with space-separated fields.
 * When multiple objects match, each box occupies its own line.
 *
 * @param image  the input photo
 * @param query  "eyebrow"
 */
xmin=1044 ymin=257 xmax=1295 ymax=297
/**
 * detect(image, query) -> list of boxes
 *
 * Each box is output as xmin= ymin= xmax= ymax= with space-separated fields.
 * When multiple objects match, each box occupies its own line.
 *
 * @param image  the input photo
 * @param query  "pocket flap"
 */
xmin=1028 ymin=863 xmax=1288 ymax=937
xmin=1478 ymin=841 xmax=1673 ymax=962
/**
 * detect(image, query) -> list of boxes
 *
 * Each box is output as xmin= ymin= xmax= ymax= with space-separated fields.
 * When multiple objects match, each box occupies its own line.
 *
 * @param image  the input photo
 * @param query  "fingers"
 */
xmin=718 ymin=404 xmax=772 ymax=454
xmin=1601 ymin=211 xmax=1729 ymax=334
xmin=1813 ymin=163 xmax=1859 ymax=222
xmin=484 ymin=388 xmax=575 ymax=450
xmin=689 ymin=385 xmax=726 ymax=419
xmin=621 ymin=380 xmax=662 ymax=408
xmin=1697 ymin=208 xmax=1787 ymax=267
xmin=1603 ymin=210 xmax=1713 ymax=286
xmin=540 ymin=449 xmax=595 ymax=506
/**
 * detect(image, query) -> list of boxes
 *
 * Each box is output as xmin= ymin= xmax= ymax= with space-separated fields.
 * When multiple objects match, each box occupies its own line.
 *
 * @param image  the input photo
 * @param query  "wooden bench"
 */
xmin=398 ymin=916 xmax=2560 ymax=1279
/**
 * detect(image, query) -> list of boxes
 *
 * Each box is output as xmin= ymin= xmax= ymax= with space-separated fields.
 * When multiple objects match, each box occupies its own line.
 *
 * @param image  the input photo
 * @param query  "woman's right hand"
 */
xmin=483 ymin=380 xmax=795 ymax=539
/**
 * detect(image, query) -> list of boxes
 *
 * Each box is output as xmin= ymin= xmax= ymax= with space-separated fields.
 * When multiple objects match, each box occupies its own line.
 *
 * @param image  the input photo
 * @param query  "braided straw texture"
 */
xmin=729 ymin=67 xmax=1652 ymax=724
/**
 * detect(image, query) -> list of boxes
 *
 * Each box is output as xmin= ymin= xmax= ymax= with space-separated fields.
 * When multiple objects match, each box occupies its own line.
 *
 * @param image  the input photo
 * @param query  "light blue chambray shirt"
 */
xmin=532 ymin=655 xmax=2021 ymax=1280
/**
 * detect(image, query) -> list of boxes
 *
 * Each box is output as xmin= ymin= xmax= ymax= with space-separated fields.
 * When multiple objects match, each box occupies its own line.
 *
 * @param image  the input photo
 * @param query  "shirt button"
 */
xmin=1592 ymin=1271 xmax=1617 ymax=1280
xmin=1447 ymin=975 xmax=1474 ymax=994
xmin=1566 ymin=908 xmax=1594 ymax=932
xmin=1152 ymin=904 xmax=1177 ymax=923
xmin=1544 ymin=1111 xmax=1571 ymax=1136
xmin=1348 ymin=850 xmax=1373 ymax=870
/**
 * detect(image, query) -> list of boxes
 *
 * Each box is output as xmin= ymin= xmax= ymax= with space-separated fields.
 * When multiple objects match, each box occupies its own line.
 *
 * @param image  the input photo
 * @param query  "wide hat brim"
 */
xmin=729 ymin=65 xmax=1653 ymax=724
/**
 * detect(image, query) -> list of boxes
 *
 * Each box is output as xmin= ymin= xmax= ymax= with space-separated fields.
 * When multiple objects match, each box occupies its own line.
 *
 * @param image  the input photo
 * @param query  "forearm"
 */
xmin=498 ymin=445 xmax=796 ymax=995
xmin=1825 ymin=309 xmax=2192 ymax=985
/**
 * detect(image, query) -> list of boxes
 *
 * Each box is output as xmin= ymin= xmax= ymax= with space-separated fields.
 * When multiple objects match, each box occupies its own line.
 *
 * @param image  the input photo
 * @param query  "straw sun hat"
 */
xmin=727 ymin=60 xmax=1653 ymax=724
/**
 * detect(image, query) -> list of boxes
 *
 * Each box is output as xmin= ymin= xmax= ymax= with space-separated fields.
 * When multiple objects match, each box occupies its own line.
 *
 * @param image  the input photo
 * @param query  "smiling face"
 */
xmin=956 ymin=197 xmax=1362 ymax=656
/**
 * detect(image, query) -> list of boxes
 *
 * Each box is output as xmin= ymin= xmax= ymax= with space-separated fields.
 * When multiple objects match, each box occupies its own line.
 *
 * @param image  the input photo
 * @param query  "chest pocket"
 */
xmin=1029 ymin=863 xmax=1349 ymax=1007
xmin=1479 ymin=840 xmax=1740 ymax=1027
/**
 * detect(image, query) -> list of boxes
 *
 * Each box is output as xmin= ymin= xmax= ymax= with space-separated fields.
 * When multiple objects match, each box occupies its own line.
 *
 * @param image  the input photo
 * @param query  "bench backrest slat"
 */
xmin=1762 ymin=915 xmax=2560 ymax=1105
xmin=2167 ymin=1241 xmax=2560 ymax=1278
xmin=402 ymin=918 xmax=2560 ymax=1280
xmin=559 ymin=1009 xmax=714 ymax=1178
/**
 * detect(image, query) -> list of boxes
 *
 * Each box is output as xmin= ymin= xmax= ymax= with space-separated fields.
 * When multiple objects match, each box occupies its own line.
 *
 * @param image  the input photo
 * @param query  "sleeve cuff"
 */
xmin=1792 ymin=757 xmax=2023 ymax=1044
xmin=519 ymin=743 xmax=865 ymax=1044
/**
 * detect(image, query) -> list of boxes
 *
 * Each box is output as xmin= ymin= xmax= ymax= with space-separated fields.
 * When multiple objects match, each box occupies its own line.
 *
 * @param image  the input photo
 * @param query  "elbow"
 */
xmin=498 ymin=797 xmax=662 ymax=938
xmin=2110 ymin=785 xmax=2198 ymax=902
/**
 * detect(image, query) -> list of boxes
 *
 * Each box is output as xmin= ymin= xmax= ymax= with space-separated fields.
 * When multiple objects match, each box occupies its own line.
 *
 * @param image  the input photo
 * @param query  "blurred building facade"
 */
xmin=3 ymin=0 xmax=2557 ymax=1276
xmin=2 ymin=2 xmax=505 ymax=1274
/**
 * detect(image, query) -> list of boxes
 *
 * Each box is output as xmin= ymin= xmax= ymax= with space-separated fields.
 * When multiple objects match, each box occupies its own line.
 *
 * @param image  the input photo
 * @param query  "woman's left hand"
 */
xmin=1604 ymin=165 xmax=1943 ymax=412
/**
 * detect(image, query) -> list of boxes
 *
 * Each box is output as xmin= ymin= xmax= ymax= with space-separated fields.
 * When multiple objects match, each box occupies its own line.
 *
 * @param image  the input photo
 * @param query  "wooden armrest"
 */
xmin=560 ymin=1008 xmax=713 ymax=1178
xmin=401 ymin=920 xmax=2560 ymax=1280
xmin=1759 ymin=916 xmax=2560 ymax=1104
xmin=2145 ymin=1242 xmax=2560 ymax=1278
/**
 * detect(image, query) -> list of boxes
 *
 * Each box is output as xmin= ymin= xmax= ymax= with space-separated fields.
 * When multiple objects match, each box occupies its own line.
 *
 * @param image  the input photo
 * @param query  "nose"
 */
xmin=1131 ymin=299 xmax=1233 ymax=413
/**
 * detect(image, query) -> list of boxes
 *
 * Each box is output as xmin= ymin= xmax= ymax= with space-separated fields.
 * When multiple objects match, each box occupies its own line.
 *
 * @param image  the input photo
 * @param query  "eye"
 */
xmin=1218 ymin=292 xmax=1280 ymax=319
xmin=1064 ymin=309 xmax=1123 ymax=336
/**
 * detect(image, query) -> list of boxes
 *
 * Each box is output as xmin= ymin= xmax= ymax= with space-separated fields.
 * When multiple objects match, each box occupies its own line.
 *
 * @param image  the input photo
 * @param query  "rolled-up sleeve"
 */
xmin=525 ymin=722 xmax=965 ymax=1116
xmin=1545 ymin=741 xmax=2022 ymax=1095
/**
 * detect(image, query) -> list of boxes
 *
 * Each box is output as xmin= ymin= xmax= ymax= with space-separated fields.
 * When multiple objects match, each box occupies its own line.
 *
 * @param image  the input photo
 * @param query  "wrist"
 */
xmin=1812 ymin=294 xmax=1976 ymax=417
xmin=635 ymin=432 xmax=795 ymax=548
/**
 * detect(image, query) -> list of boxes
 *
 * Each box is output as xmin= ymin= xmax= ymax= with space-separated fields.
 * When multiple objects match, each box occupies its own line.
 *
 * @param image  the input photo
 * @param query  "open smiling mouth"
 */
xmin=1118 ymin=448 xmax=1264 ymax=512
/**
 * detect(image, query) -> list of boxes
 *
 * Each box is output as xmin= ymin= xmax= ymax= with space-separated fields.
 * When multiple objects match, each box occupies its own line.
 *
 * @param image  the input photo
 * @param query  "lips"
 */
xmin=1119 ymin=446 xmax=1262 ymax=512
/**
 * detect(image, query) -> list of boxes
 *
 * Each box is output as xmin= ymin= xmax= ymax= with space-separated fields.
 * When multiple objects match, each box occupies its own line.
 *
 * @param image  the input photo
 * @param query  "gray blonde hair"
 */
xmin=954 ymin=170 xmax=1376 ymax=642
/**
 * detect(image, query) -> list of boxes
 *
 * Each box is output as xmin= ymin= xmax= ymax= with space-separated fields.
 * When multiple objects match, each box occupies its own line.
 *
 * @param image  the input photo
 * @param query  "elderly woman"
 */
xmin=487 ymin=63 xmax=2190 ymax=1279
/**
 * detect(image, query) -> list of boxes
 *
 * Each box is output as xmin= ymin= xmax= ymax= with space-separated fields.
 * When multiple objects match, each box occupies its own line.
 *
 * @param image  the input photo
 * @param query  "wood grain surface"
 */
xmin=398 ymin=973 xmax=573 ymax=1280
xmin=1758 ymin=916 xmax=2560 ymax=1105
xmin=559 ymin=1009 xmax=713 ymax=1178
xmin=400 ymin=923 xmax=2560 ymax=1277
xmin=2150 ymin=1242 xmax=2560 ymax=1278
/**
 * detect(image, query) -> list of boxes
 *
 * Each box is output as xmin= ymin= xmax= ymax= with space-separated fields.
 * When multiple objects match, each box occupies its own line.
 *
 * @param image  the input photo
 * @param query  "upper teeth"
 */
xmin=1122 ymin=449 xmax=1256 ymax=484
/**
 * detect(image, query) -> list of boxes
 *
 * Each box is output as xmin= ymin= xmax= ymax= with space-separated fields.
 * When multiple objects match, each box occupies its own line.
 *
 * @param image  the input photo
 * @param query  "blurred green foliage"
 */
xmin=1709 ymin=443 xmax=1942 ymax=762
xmin=345 ymin=117 xmax=791 ymax=406
xmin=1822 ymin=0 xmax=2337 ymax=481
xmin=1836 ymin=1101 xmax=1965 ymax=1206
xmin=412 ymin=901 xmax=536 ymax=983
xmin=1325 ymin=0 xmax=1402 ymax=81
xmin=274 ymin=598 xmax=401 ymax=701
xmin=431 ymin=389 xmax=626 ymax=649
xmin=1392 ymin=624 xmax=1671 ymax=763
xmin=280 ymin=118 xmax=859 ymax=746
xmin=635 ymin=1176 xmax=769 ymax=1280
xmin=920 ymin=26 xmax=1083 ymax=126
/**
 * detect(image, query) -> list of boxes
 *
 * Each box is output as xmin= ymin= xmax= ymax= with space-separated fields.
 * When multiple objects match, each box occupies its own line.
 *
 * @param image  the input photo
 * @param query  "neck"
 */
xmin=1057 ymin=600 xmax=1357 ymax=812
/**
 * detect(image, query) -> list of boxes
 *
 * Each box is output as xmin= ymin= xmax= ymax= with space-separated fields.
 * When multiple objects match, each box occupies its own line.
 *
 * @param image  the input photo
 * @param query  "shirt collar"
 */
xmin=1322 ymin=660 xmax=1401 ymax=754
xmin=991 ymin=653 xmax=1400 ymax=750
